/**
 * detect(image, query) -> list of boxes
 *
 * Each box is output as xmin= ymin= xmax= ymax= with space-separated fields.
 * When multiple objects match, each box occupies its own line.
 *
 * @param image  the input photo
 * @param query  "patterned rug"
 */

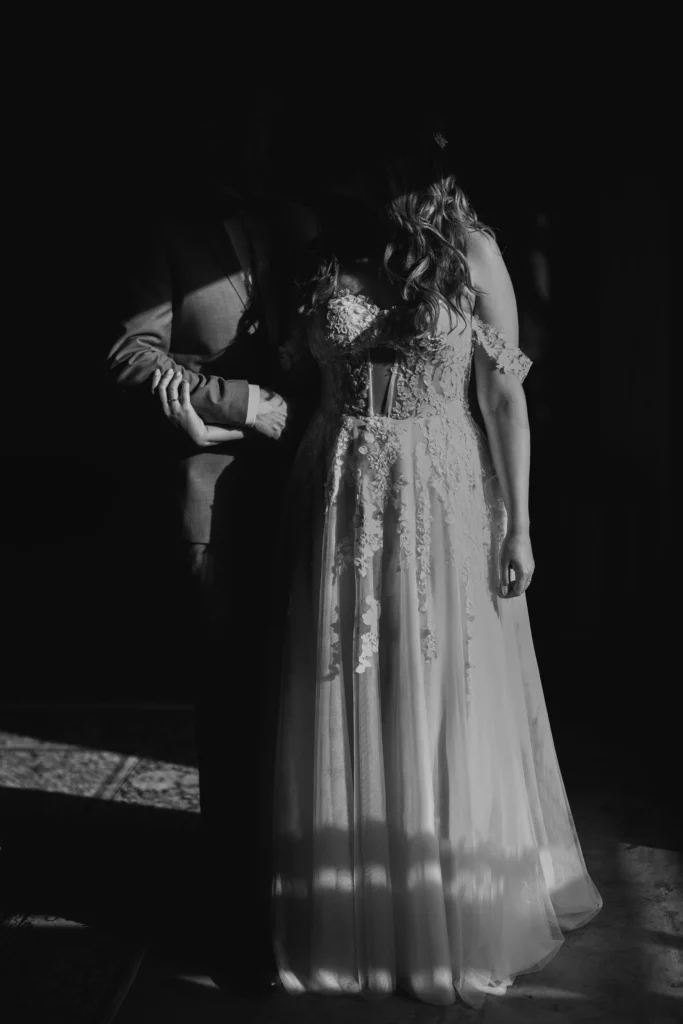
xmin=0 ymin=710 xmax=199 ymax=1024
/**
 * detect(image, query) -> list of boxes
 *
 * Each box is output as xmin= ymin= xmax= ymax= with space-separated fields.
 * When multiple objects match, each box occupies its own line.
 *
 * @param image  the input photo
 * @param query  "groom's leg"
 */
xmin=187 ymin=509 xmax=277 ymax=973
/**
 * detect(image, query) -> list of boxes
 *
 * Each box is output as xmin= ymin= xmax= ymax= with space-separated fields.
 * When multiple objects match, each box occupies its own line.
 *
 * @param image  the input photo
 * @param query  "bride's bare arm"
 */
xmin=469 ymin=231 xmax=534 ymax=596
xmin=152 ymin=369 xmax=287 ymax=445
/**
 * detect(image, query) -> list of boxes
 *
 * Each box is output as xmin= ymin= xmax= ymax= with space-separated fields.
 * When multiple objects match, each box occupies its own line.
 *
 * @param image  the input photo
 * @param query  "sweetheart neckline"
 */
xmin=333 ymin=288 xmax=477 ymax=328
xmin=332 ymin=287 xmax=397 ymax=315
xmin=331 ymin=288 xmax=480 ymax=345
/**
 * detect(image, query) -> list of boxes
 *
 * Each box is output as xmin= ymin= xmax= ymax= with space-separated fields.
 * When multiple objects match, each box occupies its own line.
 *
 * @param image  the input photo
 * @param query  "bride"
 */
xmin=153 ymin=120 xmax=602 ymax=1009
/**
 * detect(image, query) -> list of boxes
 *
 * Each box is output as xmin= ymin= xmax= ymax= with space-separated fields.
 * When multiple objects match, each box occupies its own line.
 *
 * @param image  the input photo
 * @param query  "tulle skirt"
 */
xmin=271 ymin=408 xmax=602 ymax=1009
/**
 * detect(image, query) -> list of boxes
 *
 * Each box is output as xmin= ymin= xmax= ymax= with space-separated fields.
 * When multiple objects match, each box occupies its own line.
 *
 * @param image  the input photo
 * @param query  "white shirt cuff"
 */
xmin=245 ymin=384 xmax=260 ymax=426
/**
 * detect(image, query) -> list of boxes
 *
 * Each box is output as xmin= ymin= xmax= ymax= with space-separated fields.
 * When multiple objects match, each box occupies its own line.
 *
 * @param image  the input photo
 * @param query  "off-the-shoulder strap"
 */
xmin=471 ymin=314 xmax=532 ymax=383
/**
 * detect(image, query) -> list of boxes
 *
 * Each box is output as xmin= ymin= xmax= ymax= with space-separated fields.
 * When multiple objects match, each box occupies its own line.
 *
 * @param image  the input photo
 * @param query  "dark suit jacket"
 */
xmin=108 ymin=209 xmax=282 ymax=545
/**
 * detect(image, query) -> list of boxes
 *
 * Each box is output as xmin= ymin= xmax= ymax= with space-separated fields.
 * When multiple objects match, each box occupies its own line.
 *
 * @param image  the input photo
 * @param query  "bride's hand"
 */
xmin=499 ymin=530 xmax=534 ymax=598
xmin=152 ymin=368 xmax=245 ymax=446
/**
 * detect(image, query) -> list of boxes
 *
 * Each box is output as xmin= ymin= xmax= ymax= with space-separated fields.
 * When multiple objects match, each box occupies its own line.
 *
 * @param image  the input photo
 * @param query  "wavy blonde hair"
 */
xmin=383 ymin=166 xmax=495 ymax=337
xmin=296 ymin=121 xmax=495 ymax=340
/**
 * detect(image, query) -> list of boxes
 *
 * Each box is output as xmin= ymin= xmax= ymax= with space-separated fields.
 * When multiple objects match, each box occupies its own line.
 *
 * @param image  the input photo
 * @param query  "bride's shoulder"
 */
xmin=465 ymin=229 xmax=506 ymax=292
xmin=465 ymin=228 xmax=502 ymax=262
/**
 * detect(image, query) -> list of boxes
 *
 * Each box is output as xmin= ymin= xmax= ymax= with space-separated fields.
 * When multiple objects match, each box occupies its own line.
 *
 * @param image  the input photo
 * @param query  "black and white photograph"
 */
xmin=0 ymin=50 xmax=678 ymax=1023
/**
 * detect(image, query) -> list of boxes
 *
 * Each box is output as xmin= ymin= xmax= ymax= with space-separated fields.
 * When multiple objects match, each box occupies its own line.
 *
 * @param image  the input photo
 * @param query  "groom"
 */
xmin=107 ymin=99 xmax=313 ymax=993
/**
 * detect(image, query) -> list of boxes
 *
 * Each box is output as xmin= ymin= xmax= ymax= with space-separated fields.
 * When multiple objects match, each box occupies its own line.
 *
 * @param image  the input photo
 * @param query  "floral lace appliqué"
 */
xmin=471 ymin=314 xmax=532 ymax=383
xmin=357 ymin=595 xmax=381 ymax=674
xmin=421 ymin=627 xmax=437 ymax=662
xmin=286 ymin=293 xmax=519 ymax=686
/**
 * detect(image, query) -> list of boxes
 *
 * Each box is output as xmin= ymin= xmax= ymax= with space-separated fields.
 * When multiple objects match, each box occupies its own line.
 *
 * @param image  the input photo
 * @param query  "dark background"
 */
xmin=1 ymin=70 xmax=673 ymax=796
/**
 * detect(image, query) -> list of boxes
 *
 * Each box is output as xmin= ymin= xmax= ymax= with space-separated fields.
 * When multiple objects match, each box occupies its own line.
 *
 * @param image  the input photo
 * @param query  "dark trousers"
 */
xmin=179 ymin=460 xmax=286 ymax=971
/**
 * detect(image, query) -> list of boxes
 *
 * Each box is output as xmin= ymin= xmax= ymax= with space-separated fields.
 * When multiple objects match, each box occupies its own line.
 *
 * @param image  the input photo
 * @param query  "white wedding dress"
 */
xmin=270 ymin=287 xmax=602 ymax=1009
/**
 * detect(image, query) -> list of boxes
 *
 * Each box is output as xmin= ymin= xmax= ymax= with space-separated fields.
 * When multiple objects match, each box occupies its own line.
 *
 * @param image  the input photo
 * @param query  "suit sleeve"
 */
xmin=107 ymin=227 xmax=249 ymax=426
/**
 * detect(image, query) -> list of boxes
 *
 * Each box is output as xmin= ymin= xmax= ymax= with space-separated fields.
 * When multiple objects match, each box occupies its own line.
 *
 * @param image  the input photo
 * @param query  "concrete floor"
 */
xmin=1 ymin=707 xmax=681 ymax=1023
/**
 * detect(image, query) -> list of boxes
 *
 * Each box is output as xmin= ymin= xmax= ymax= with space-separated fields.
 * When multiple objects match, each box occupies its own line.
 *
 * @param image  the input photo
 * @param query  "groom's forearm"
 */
xmin=107 ymin=226 xmax=253 ymax=427
xmin=108 ymin=338 xmax=251 ymax=427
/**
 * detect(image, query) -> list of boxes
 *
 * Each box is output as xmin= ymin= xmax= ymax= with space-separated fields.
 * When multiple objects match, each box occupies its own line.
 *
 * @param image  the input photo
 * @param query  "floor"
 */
xmin=0 ymin=705 xmax=681 ymax=1023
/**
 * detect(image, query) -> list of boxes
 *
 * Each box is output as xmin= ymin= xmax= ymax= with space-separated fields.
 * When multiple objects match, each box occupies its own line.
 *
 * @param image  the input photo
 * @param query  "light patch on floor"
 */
xmin=2 ymin=721 xmax=681 ymax=1022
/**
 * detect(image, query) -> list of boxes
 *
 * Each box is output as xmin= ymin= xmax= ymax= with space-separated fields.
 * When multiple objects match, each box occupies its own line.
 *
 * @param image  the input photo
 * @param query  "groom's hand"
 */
xmin=253 ymin=388 xmax=288 ymax=440
xmin=152 ymin=368 xmax=245 ymax=446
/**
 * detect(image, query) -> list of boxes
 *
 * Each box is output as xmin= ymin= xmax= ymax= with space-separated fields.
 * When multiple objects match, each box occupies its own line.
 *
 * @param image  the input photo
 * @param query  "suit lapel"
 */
xmin=225 ymin=211 xmax=281 ymax=352
xmin=205 ymin=219 xmax=251 ymax=312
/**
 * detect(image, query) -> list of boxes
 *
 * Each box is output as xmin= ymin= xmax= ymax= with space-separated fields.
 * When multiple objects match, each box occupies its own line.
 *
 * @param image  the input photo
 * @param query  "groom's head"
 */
xmin=199 ymin=88 xmax=286 ymax=204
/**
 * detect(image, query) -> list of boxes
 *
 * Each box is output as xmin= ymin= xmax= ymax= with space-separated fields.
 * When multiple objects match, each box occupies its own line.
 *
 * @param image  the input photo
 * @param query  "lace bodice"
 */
xmin=283 ymin=285 xmax=533 ymax=678
xmin=298 ymin=288 xmax=531 ymax=422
